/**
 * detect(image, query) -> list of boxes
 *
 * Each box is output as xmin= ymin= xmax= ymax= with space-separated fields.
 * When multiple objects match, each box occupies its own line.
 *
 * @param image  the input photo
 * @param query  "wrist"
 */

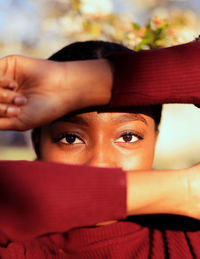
xmin=58 ymin=59 xmax=113 ymax=113
xmin=184 ymin=165 xmax=200 ymax=219
xmin=126 ymin=169 xmax=188 ymax=217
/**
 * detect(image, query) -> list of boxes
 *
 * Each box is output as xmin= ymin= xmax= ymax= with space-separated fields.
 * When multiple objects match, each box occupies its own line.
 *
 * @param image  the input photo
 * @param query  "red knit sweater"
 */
xmin=0 ymin=41 xmax=200 ymax=258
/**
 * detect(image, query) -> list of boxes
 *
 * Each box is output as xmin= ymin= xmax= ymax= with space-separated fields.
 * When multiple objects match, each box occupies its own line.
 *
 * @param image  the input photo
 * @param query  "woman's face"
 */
xmin=38 ymin=108 xmax=158 ymax=171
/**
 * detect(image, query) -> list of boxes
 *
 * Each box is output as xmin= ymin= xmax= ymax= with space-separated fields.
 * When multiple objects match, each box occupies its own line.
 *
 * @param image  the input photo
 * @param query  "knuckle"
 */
xmin=0 ymin=90 xmax=13 ymax=102
xmin=0 ymin=91 xmax=8 ymax=102
xmin=0 ymin=105 xmax=7 ymax=115
xmin=2 ymin=91 xmax=8 ymax=99
xmin=0 ymin=77 xmax=6 ymax=84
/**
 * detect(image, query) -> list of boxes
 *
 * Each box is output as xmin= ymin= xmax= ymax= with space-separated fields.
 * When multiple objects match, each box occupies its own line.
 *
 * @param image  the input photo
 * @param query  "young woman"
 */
xmin=0 ymin=40 xmax=199 ymax=258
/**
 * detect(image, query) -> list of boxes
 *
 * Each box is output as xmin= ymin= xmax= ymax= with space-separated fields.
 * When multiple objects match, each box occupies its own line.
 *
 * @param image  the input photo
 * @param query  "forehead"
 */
xmin=50 ymin=107 xmax=154 ymax=126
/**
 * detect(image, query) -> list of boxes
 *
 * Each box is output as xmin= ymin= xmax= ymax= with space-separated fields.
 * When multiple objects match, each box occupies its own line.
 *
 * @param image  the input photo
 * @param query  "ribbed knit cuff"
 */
xmin=107 ymin=41 xmax=200 ymax=107
xmin=0 ymin=161 xmax=127 ymax=241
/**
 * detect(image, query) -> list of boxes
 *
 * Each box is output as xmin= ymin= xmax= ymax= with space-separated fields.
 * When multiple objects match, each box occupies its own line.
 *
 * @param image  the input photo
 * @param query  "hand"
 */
xmin=126 ymin=165 xmax=200 ymax=220
xmin=0 ymin=55 xmax=68 ymax=130
xmin=0 ymin=55 xmax=112 ymax=131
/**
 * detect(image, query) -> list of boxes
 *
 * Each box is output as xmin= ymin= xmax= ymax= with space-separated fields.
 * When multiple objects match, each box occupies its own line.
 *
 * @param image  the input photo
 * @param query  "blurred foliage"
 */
xmin=130 ymin=19 xmax=169 ymax=50
xmin=0 ymin=0 xmax=200 ymax=168
xmin=124 ymin=10 xmax=200 ymax=50
xmin=1 ymin=0 xmax=199 ymax=58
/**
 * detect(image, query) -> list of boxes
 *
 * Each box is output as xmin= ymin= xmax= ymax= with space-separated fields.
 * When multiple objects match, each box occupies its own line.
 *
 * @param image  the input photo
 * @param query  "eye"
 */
xmin=55 ymin=133 xmax=84 ymax=145
xmin=115 ymin=132 xmax=142 ymax=144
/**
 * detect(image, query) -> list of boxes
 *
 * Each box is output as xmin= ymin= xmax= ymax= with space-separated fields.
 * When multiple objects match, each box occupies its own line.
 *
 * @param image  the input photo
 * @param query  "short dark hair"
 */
xmin=48 ymin=40 xmax=133 ymax=61
xmin=32 ymin=41 xmax=162 ymax=158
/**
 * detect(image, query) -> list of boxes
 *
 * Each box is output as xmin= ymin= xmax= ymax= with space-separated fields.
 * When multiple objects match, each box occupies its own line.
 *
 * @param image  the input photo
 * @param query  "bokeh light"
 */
xmin=0 ymin=0 xmax=199 ymax=169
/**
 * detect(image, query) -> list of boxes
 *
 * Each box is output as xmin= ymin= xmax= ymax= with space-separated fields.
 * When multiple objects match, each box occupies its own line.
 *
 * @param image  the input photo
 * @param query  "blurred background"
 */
xmin=0 ymin=0 xmax=199 ymax=169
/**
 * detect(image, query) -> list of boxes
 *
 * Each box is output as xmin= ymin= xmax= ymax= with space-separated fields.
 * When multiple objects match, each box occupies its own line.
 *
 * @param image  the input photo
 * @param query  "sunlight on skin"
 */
xmin=39 ymin=110 xmax=158 ymax=171
xmin=35 ymin=107 xmax=159 ymax=226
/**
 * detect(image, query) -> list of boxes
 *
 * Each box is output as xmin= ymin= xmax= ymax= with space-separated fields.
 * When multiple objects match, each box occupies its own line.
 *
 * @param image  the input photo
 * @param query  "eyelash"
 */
xmin=53 ymin=131 xmax=144 ymax=145
xmin=116 ymin=131 xmax=143 ymax=144
xmin=54 ymin=133 xmax=84 ymax=145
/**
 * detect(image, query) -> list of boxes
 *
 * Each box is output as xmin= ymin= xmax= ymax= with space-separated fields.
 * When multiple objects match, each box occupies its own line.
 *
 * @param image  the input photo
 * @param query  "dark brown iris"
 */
xmin=66 ymin=134 xmax=76 ymax=144
xmin=122 ymin=133 xmax=133 ymax=142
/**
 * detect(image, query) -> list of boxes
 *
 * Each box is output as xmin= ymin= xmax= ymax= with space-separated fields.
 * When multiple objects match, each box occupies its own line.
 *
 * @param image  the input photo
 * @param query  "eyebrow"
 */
xmin=50 ymin=115 xmax=89 ymax=127
xmin=112 ymin=114 xmax=148 ymax=125
xmin=50 ymin=113 xmax=148 ymax=127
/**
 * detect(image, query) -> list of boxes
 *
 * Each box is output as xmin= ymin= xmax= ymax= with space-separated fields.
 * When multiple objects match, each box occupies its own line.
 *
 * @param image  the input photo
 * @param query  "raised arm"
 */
xmin=0 ymin=161 xmax=126 ymax=242
xmin=0 ymin=56 xmax=112 ymax=130
xmin=0 ymin=41 xmax=199 ymax=130
xmin=0 ymin=41 xmax=199 ymax=244
xmin=127 ymin=164 xmax=200 ymax=219
xmin=1 ymin=160 xmax=200 ymax=244
xmin=108 ymin=41 xmax=200 ymax=108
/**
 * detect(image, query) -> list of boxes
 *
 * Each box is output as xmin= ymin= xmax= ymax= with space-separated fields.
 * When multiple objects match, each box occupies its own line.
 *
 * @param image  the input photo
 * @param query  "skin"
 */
xmin=37 ymin=106 xmax=159 ymax=226
xmin=0 ymin=54 xmax=198 ymax=242
xmin=38 ymin=107 xmax=159 ymax=172
xmin=37 ymin=106 xmax=160 ymax=226
xmin=0 ymin=56 xmax=112 ymax=130
xmin=0 ymin=55 xmax=199 ymax=223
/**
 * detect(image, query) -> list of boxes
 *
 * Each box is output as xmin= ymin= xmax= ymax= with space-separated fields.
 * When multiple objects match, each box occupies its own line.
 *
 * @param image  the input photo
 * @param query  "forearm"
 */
xmin=55 ymin=42 xmax=200 ymax=110
xmin=0 ymin=161 xmax=125 ymax=242
xmin=126 ymin=168 xmax=190 ymax=217
xmin=58 ymin=59 xmax=113 ymax=112
xmin=53 ymin=41 xmax=200 ymax=110
xmin=1 ymin=160 xmax=200 ymax=243
xmin=108 ymin=41 xmax=200 ymax=108
xmin=0 ymin=57 xmax=114 ymax=130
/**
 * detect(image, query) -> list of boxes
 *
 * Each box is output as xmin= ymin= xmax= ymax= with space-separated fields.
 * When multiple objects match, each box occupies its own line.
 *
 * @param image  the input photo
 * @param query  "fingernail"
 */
xmin=8 ymin=81 xmax=18 ymax=89
xmin=7 ymin=107 xmax=20 ymax=116
xmin=14 ymin=96 xmax=27 ymax=105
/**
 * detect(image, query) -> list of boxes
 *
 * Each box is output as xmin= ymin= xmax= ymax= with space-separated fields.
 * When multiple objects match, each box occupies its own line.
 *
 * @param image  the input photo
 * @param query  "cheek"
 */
xmin=41 ymin=148 xmax=85 ymax=165
xmin=38 ymin=127 xmax=157 ymax=170
xmin=117 ymin=138 xmax=156 ymax=171
xmin=41 ymin=144 xmax=86 ymax=165
xmin=39 ymin=134 xmax=85 ymax=165
xmin=118 ymin=150 xmax=154 ymax=171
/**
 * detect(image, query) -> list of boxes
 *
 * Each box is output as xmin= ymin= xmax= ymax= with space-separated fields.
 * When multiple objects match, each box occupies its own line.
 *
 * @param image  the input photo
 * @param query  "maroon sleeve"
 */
xmin=0 ymin=161 xmax=126 ymax=243
xmin=108 ymin=41 xmax=200 ymax=107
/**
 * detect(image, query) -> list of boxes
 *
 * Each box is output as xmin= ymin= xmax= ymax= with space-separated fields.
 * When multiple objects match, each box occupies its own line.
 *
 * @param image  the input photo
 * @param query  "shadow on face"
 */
xmin=34 ymin=107 xmax=159 ymax=171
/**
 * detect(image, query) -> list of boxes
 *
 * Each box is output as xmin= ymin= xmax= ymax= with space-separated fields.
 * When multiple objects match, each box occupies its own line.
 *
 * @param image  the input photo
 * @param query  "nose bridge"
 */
xmin=86 ymin=136 xmax=115 ymax=168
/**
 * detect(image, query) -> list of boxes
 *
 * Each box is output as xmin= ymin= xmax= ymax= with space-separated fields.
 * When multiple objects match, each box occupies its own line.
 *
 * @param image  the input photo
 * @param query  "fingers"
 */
xmin=0 ymin=73 xmax=28 ymax=106
xmin=0 ymin=83 xmax=27 ymax=124
xmin=0 ymin=73 xmax=18 ymax=89
xmin=0 ymin=88 xmax=27 ymax=105
xmin=0 ymin=117 xmax=21 ymax=131
xmin=0 ymin=104 xmax=20 ymax=117
xmin=0 ymin=87 xmax=26 ymax=119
